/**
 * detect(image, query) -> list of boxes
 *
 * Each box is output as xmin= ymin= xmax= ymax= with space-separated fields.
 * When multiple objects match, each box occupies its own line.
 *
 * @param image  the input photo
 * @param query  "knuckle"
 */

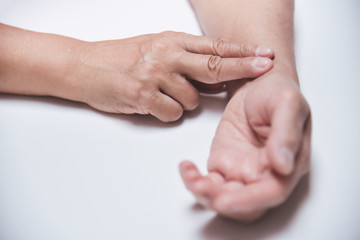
xmin=160 ymin=30 xmax=176 ymax=37
xmin=281 ymin=89 xmax=310 ymax=116
xmin=207 ymin=55 xmax=222 ymax=82
xmin=128 ymin=81 xmax=144 ymax=100
xmin=143 ymin=61 xmax=162 ymax=75
xmin=213 ymin=37 xmax=228 ymax=56
xmin=281 ymin=89 xmax=301 ymax=102
xmin=279 ymin=89 xmax=302 ymax=109
xmin=151 ymin=40 xmax=169 ymax=53
xmin=240 ymin=44 xmax=253 ymax=55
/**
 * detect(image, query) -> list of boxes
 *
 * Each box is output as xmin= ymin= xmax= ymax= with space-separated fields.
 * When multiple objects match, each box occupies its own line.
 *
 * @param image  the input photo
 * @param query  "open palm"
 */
xmin=180 ymin=71 xmax=311 ymax=222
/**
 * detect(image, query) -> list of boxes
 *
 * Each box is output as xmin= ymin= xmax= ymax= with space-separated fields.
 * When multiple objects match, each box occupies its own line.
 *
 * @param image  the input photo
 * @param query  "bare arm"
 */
xmin=189 ymin=0 xmax=297 ymax=78
xmin=189 ymin=0 xmax=305 ymax=175
xmin=0 ymin=23 xmax=82 ymax=101
xmin=0 ymin=23 xmax=273 ymax=122
xmin=180 ymin=0 xmax=311 ymax=222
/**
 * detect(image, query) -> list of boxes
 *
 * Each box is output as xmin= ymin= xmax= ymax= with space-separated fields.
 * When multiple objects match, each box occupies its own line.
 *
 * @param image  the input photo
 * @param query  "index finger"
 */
xmin=181 ymin=34 xmax=274 ymax=58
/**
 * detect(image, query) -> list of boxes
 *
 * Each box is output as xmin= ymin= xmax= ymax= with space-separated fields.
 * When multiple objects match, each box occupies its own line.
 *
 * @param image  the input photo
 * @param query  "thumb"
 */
xmin=266 ymin=90 xmax=310 ymax=176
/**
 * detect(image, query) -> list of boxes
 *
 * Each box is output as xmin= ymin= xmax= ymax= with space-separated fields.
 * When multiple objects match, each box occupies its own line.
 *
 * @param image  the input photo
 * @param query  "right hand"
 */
xmin=179 ymin=69 xmax=311 ymax=222
xmin=73 ymin=31 xmax=274 ymax=122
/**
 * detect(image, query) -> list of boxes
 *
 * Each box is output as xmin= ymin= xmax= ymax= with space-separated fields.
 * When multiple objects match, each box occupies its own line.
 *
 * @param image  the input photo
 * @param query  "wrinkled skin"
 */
xmin=180 ymin=70 xmax=311 ymax=222
xmin=74 ymin=31 xmax=273 ymax=122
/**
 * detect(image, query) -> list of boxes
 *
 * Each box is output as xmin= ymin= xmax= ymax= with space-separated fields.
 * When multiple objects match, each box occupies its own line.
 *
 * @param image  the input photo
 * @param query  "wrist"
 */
xmin=53 ymin=40 xmax=89 ymax=103
xmin=226 ymin=60 xmax=299 ymax=97
xmin=272 ymin=60 xmax=298 ymax=83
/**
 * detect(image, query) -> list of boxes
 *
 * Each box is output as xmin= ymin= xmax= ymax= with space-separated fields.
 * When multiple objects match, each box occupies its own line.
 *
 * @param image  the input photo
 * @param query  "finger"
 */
xmin=302 ymin=115 xmax=312 ymax=175
xmin=207 ymin=180 xmax=267 ymax=222
xmin=213 ymin=173 xmax=291 ymax=216
xmin=215 ymin=116 xmax=312 ymax=222
xmin=148 ymin=92 xmax=183 ymax=122
xmin=266 ymin=90 xmax=310 ymax=175
xmin=179 ymin=161 xmax=224 ymax=207
xmin=214 ymin=118 xmax=312 ymax=222
xmin=176 ymin=53 xmax=273 ymax=84
xmin=294 ymin=114 xmax=312 ymax=177
xmin=190 ymin=81 xmax=226 ymax=94
xmin=159 ymin=74 xmax=200 ymax=111
xmin=181 ymin=34 xmax=274 ymax=58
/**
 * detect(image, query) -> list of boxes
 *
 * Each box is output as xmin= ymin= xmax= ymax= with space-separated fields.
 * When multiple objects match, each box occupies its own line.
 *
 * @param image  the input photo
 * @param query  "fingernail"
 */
xmin=279 ymin=147 xmax=295 ymax=175
xmin=255 ymin=46 xmax=272 ymax=56
xmin=251 ymin=58 xmax=270 ymax=69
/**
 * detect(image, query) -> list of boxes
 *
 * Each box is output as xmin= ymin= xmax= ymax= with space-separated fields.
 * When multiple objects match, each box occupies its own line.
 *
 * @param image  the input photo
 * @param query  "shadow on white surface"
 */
xmin=197 ymin=174 xmax=310 ymax=240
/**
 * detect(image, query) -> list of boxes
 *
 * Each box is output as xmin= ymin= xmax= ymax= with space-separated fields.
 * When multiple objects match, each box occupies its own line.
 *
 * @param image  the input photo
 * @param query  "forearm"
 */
xmin=0 ymin=23 xmax=84 ymax=101
xmin=190 ymin=0 xmax=298 ymax=83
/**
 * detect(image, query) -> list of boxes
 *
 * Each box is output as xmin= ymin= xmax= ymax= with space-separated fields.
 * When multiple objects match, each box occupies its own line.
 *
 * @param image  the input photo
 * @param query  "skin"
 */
xmin=0 ymin=24 xmax=274 ymax=122
xmin=0 ymin=0 xmax=310 ymax=222
xmin=180 ymin=0 xmax=312 ymax=222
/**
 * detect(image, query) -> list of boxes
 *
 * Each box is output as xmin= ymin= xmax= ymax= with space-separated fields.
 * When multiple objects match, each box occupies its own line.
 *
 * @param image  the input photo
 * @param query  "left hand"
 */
xmin=179 ymin=69 xmax=311 ymax=222
xmin=72 ymin=31 xmax=273 ymax=122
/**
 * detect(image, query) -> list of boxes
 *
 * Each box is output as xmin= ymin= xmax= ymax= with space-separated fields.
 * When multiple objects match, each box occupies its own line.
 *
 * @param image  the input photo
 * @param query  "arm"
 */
xmin=190 ymin=0 xmax=303 ymax=170
xmin=189 ymin=0 xmax=297 ymax=80
xmin=0 ymin=23 xmax=83 ymax=101
xmin=0 ymin=23 xmax=273 ymax=122
xmin=180 ymin=0 xmax=312 ymax=222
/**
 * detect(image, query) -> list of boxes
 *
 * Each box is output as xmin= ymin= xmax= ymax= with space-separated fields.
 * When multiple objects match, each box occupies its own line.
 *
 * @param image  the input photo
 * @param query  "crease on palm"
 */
xmin=208 ymin=89 xmax=271 ymax=185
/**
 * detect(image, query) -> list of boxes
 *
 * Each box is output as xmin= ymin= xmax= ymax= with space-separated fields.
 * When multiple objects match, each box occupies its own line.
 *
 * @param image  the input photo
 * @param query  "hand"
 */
xmin=179 ymin=69 xmax=311 ymax=222
xmin=73 ymin=31 xmax=274 ymax=122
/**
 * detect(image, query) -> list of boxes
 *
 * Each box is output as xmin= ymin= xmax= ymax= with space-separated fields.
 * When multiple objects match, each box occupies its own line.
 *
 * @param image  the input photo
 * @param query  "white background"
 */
xmin=0 ymin=0 xmax=360 ymax=239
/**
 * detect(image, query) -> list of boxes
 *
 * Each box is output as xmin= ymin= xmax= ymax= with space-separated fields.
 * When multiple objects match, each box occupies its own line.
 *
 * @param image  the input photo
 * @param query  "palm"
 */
xmin=180 ymin=71 xmax=311 ymax=222
xmin=208 ymin=80 xmax=270 ymax=184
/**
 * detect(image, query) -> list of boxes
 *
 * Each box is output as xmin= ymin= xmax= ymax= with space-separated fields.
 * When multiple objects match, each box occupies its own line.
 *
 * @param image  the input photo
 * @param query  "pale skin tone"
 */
xmin=179 ymin=0 xmax=312 ymax=222
xmin=0 ymin=24 xmax=274 ymax=122
xmin=0 ymin=0 xmax=311 ymax=223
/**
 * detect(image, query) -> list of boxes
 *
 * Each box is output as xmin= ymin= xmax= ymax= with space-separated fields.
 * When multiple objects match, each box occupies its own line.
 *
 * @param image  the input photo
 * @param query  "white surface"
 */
xmin=0 ymin=0 xmax=360 ymax=239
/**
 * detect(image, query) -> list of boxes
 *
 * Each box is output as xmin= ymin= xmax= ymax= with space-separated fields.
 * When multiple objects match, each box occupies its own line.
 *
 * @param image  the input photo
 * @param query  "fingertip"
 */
xmin=251 ymin=57 xmax=273 ymax=72
xmin=278 ymin=147 xmax=295 ymax=175
xmin=179 ymin=160 xmax=194 ymax=170
xmin=267 ymin=141 xmax=295 ymax=176
xmin=179 ymin=160 xmax=201 ymax=182
xmin=179 ymin=160 xmax=196 ymax=173
xmin=255 ymin=46 xmax=274 ymax=58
